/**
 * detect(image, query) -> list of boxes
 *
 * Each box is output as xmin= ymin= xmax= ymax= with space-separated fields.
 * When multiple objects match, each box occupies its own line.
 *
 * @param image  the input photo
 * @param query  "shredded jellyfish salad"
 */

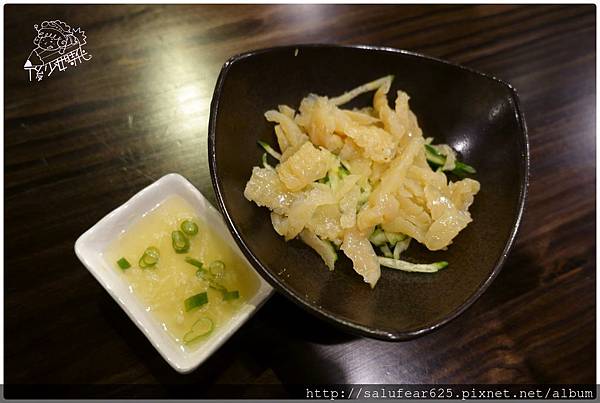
xmin=244 ymin=75 xmax=480 ymax=288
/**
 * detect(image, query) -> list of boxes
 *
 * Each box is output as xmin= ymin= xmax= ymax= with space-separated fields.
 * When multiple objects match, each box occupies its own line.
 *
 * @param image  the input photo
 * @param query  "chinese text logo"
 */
xmin=23 ymin=20 xmax=92 ymax=82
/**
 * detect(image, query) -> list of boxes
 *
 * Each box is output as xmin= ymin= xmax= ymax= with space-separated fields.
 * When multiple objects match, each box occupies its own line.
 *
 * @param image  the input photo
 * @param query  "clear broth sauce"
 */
xmin=104 ymin=196 xmax=259 ymax=350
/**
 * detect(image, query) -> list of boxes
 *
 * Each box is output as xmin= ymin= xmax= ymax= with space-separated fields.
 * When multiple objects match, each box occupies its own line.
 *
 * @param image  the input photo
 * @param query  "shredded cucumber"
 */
xmin=384 ymin=231 xmax=407 ymax=245
xmin=261 ymin=153 xmax=272 ymax=169
xmin=258 ymin=140 xmax=281 ymax=160
xmin=424 ymin=144 xmax=476 ymax=176
xmin=425 ymin=144 xmax=446 ymax=166
xmin=393 ymin=238 xmax=411 ymax=260
xmin=339 ymin=165 xmax=350 ymax=178
xmin=379 ymin=244 xmax=393 ymax=258
xmin=369 ymin=227 xmax=387 ymax=246
xmin=454 ymin=161 xmax=476 ymax=175
xmin=378 ymin=257 xmax=448 ymax=273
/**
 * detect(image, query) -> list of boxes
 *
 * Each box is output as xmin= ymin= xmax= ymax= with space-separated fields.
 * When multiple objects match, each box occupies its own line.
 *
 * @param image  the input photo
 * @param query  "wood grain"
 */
xmin=4 ymin=4 xmax=595 ymax=395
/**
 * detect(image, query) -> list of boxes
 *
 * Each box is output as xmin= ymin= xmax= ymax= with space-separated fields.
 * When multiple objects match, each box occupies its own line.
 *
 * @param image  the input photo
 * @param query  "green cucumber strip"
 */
xmin=258 ymin=140 xmax=282 ymax=160
xmin=369 ymin=227 xmax=387 ymax=246
xmin=393 ymin=238 xmax=411 ymax=260
xmin=384 ymin=231 xmax=407 ymax=245
xmin=424 ymin=144 xmax=445 ymax=165
xmin=339 ymin=165 xmax=350 ymax=178
xmin=261 ymin=153 xmax=273 ymax=169
xmin=378 ymin=257 xmax=448 ymax=273
xmin=379 ymin=244 xmax=393 ymax=258
xmin=425 ymin=144 xmax=476 ymax=176
xmin=453 ymin=161 xmax=476 ymax=175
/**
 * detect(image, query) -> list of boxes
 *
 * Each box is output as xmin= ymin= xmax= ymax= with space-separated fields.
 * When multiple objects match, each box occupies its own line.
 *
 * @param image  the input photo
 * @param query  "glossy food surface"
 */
xmin=210 ymin=45 xmax=528 ymax=339
xmin=105 ymin=196 xmax=260 ymax=349
xmin=5 ymin=4 xmax=594 ymax=394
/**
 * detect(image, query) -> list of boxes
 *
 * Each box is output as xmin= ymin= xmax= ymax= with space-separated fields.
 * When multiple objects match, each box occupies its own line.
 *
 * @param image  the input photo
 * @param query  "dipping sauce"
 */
xmin=104 ymin=195 xmax=260 ymax=351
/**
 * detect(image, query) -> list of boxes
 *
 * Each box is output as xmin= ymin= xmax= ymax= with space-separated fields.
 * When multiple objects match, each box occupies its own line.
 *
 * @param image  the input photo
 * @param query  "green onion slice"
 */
xmin=117 ymin=257 xmax=131 ymax=270
xmin=222 ymin=290 xmax=240 ymax=301
xmin=139 ymin=247 xmax=160 ymax=268
xmin=184 ymin=292 xmax=208 ymax=312
xmin=180 ymin=220 xmax=198 ymax=236
xmin=185 ymin=256 xmax=227 ymax=292
xmin=185 ymin=257 xmax=203 ymax=270
xmin=143 ymin=247 xmax=159 ymax=264
xmin=172 ymin=230 xmax=190 ymax=254
xmin=183 ymin=317 xmax=214 ymax=344
xmin=186 ymin=257 xmax=228 ymax=292
xmin=209 ymin=260 xmax=226 ymax=278
xmin=209 ymin=282 xmax=228 ymax=293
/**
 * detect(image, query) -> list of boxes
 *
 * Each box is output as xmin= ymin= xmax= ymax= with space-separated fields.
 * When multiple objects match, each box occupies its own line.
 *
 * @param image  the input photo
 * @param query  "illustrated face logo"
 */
xmin=24 ymin=20 xmax=92 ymax=82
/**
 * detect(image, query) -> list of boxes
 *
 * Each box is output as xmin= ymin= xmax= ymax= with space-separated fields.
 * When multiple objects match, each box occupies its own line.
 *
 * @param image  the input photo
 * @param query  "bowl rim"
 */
xmin=208 ymin=43 xmax=530 ymax=341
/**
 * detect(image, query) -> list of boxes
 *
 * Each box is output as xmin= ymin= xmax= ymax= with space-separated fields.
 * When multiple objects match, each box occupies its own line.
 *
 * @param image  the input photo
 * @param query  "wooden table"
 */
xmin=5 ymin=4 xmax=595 ymax=397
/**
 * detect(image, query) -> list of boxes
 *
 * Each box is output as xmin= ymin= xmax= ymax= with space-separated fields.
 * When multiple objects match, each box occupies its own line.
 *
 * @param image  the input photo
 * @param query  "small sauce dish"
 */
xmin=75 ymin=173 xmax=273 ymax=373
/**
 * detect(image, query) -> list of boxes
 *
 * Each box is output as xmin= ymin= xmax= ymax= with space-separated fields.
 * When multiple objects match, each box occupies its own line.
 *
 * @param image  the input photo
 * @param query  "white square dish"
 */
xmin=74 ymin=173 xmax=273 ymax=373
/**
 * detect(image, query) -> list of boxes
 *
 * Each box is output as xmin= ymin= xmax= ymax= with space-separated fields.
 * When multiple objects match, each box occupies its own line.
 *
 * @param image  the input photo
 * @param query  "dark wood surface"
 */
xmin=4 ymin=4 xmax=595 ymax=396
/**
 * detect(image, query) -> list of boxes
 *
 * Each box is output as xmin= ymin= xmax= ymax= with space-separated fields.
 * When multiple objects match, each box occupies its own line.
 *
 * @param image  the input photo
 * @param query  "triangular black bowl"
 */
xmin=208 ymin=44 xmax=529 ymax=341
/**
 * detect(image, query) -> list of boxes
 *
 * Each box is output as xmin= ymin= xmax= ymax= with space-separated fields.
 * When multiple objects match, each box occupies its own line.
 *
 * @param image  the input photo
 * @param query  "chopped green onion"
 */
xmin=183 ymin=317 xmax=214 ymax=344
xmin=184 ymin=292 xmax=208 ymax=312
xmin=209 ymin=260 xmax=226 ymax=277
xmin=208 ymin=282 xmax=228 ymax=293
xmin=186 ymin=257 xmax=228 ymax=292
xmin=139 ymin=247 xmax=159 ymax=268
xmin=117 ymin=257 xmax=131 ymax=270
xmin=258 ymin=140 xmax=282 ymax=160
xmin=185 ymin=256 xmax=203 ymax=270
xmin=378 ymin=257 xmax=448 ymax=273
xmin=171 ymin=230 xmax=190 ymax=254
xmin=180 ymin=220 xmax=198 ymax=236
xmin=143 ymin=247 xmax=159 ymax=264
xmin=222 ymin=290 xmax=240 ymax=301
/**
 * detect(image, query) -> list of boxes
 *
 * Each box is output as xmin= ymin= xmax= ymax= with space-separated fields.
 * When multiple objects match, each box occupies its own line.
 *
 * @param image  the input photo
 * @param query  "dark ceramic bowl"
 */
xmin=208 ymin=44 xmax=528 ymax=340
